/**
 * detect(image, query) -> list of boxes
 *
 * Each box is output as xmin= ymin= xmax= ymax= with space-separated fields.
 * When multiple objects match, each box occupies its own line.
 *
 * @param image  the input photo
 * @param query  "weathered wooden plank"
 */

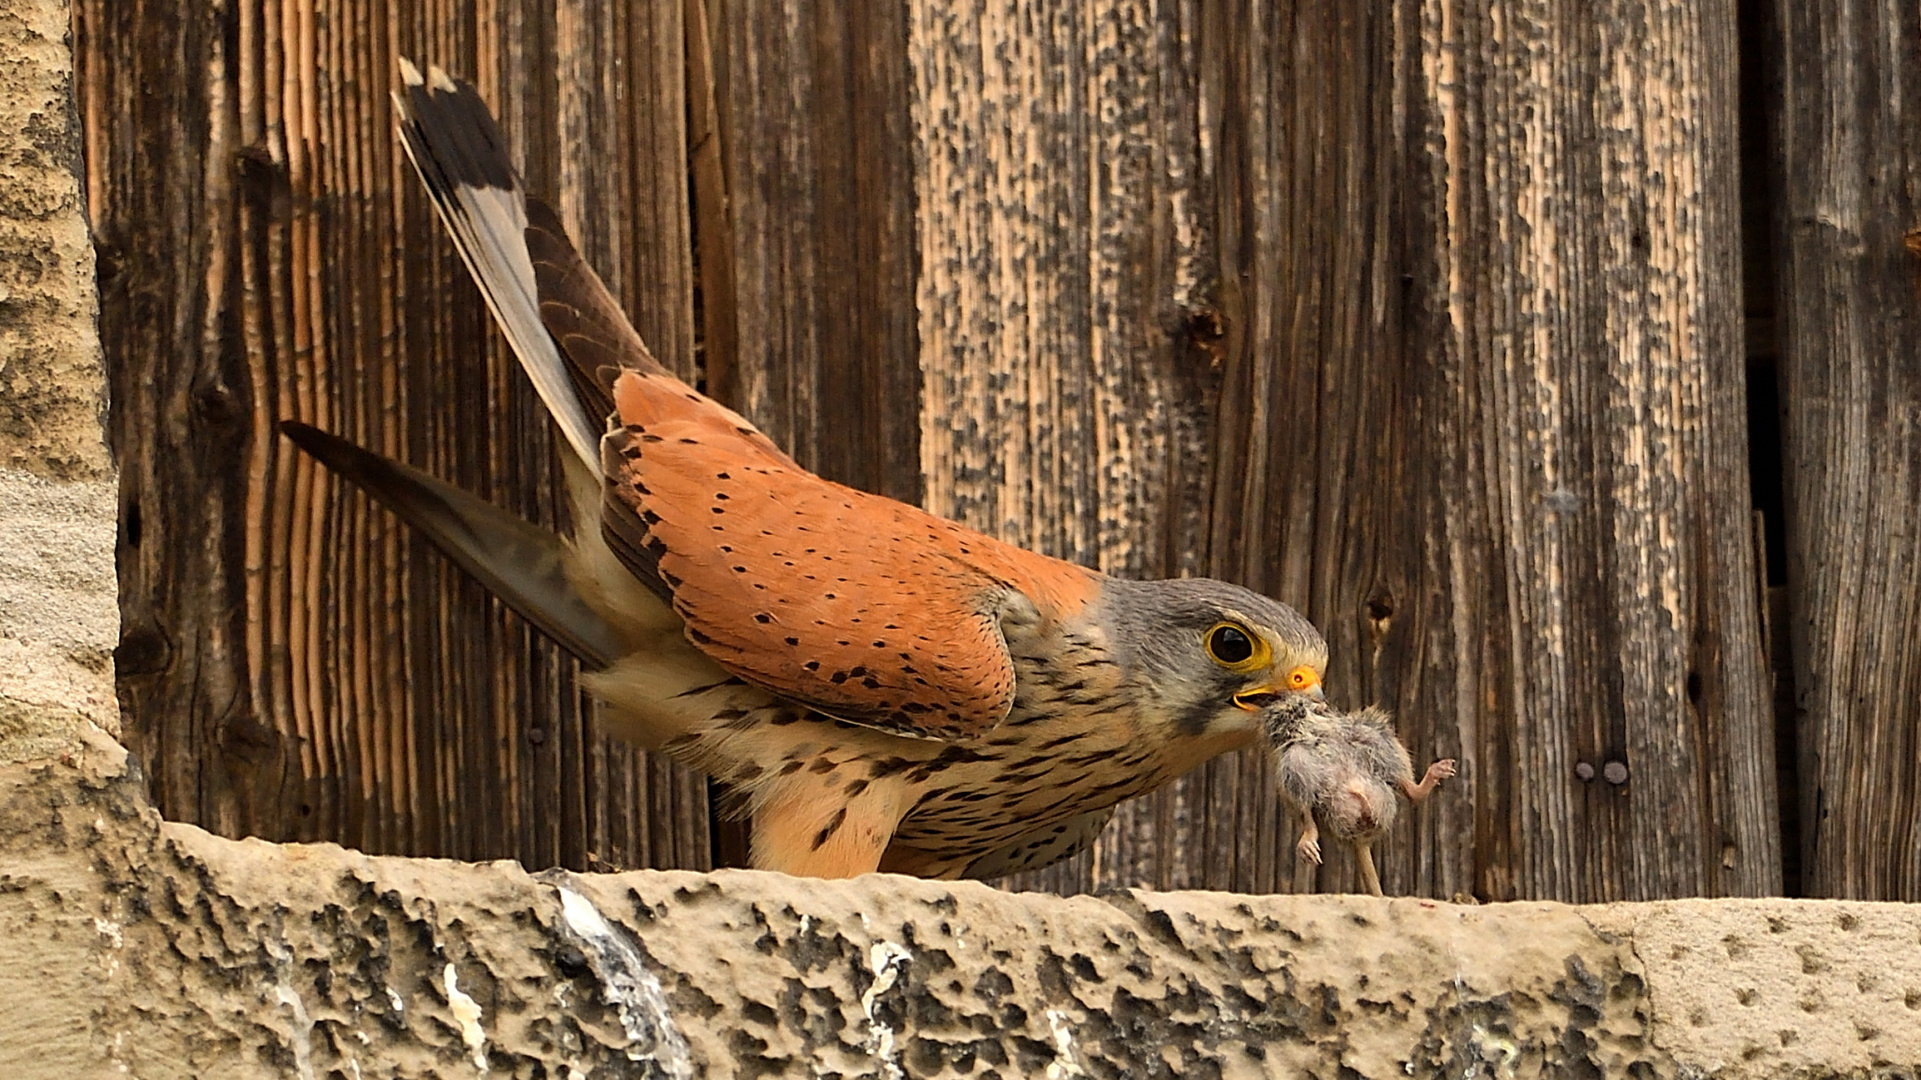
xmin=551 ymin=0 xmax=711 ymax=874
xmin=77 ymin=0 xmax=262 ymax=840
xmin=1191 ymin=0 xmax=1411 ymax=897
xmin=80 ymin=0 xmax=711 ymax=872
xmin=84 ymin=0 xmax=1780 ymax=899
xmin=706 ymin=0 xmax=921 ymax=503
xmin=907 ymin=0 xmax=1221 ymax=893
xmin=904 ymin=0 xmax=1773 ymax=898
xmin=684 ymin=0 xmax=738 ymax=406
xmin=1383 ymin=0 xmax=1776 ymax=900
xmin=699 ymin=0 xmax=921 ymax=870
xmin=1765 ymin=0 xmax=1921 ymax=900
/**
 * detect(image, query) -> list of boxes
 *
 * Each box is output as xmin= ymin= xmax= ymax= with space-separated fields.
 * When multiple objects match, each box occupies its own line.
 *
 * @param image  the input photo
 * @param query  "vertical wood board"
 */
xmin=78 ymin=0 xmax=712 ymax=872
xmin=77 ymin=0 xmax=1792 ymax=899
xmin=1766 ymin=0 xmax=1921 ymax=900
xmin=1391 ymin=0 xmax=1775 ymax=900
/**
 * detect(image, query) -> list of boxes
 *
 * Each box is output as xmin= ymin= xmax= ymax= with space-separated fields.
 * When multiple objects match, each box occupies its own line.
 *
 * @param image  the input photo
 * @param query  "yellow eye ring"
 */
xmin=1203 ymin=622 xmax=1271 ymax=673
xmin=1286 ymin=666 xmax=1319 ymax=692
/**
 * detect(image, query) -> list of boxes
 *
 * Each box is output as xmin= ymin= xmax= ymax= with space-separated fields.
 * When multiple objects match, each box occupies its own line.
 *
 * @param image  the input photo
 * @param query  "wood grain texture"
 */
xmin=908 ymin=0 xmax=1222 ymax=895
xmin=1194 ymin=0 xmax=1412 ymax=897
xmin=684 ymin=0 xmax=738 ymax=406
xmin=700 ymin=0 xmax=920 ymax=867
xmin=1765 ymin=0 xmax=1921 ymax=899
xmin=909 ymin=0 xmax=1776 ymax=899
xmin=77 ymin=0 xmax=248 ymax=837
xmin=707 ymin=0 xmax=921 ymax=504
xmin=1387 ymin=0 xmax=1776 ymax=900
xmin=79 ymin=0 xmax=710 ymax=872
xmin=83 ymin=0 xmax=1790 ymax=899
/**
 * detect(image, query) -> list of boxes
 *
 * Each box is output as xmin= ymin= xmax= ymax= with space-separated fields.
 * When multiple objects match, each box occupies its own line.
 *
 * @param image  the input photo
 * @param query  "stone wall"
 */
xmin=5 ymin=740 xmax=1920 ymax=1079
xmin=0 ymin=0 xmax=118 ymax=766
xmin=1 ymin=1 xmax=1918 ymax=1077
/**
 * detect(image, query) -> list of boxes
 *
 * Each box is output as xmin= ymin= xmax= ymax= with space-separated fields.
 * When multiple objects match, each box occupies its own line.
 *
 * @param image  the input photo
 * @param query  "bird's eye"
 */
xmin=1210 ymin=626 xmax=1253 ymax=663
xmin=1204 ymin=623 xmax=1266 ymax=670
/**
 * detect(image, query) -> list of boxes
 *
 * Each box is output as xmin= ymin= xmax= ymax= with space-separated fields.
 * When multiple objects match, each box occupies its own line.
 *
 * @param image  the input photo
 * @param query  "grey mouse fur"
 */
xmin=1261 ymin=698 xmax=1455 ymax=896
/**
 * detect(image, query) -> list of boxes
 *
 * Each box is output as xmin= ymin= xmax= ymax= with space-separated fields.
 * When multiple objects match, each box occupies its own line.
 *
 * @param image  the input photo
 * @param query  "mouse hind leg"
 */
xmin=1353 ymin=840 xmax=1383 ymax=897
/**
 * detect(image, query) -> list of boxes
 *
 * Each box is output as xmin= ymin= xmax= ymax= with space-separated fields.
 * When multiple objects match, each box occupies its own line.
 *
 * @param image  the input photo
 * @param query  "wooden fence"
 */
xmin=73 ymin=0 xmax=1921 ymax=901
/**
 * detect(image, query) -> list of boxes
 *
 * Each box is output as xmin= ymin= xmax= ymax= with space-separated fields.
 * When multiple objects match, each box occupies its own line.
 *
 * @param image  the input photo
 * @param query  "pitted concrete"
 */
xmin=2 ymin=739 xmax=1916 ymax=1080
xmin=0 ymin=0 xmax=109 ymax=481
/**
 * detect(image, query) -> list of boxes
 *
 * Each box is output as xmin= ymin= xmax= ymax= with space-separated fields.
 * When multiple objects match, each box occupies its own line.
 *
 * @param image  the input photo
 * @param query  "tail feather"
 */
xmin=394 ymin=59 xmax=691 ymax=604
xmin=279 ymin=421 xmax=627 ymax=668
xmin=392 ymin=58 xmax=602 ymax=469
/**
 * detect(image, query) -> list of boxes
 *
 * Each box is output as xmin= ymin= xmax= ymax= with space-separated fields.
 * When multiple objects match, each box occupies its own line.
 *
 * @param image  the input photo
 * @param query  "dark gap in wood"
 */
xmin=1737 ymin=0 xmax=1800 ymax=898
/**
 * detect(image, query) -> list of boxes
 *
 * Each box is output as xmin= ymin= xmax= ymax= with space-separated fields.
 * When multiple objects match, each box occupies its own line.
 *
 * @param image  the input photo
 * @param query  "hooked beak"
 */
xmin=1232 ymin=671 xmax=1324 ymax=711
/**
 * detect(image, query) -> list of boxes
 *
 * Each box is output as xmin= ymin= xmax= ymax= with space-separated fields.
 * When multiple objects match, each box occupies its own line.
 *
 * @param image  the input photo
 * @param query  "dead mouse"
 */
xmin=1261 ymin=697 xmax=1455 ymax=897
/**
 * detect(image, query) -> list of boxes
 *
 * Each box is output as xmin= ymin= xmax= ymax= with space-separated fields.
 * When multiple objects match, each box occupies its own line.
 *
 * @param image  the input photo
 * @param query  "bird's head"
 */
xmin=1102 ymin=577 xmax=1328 ymax=738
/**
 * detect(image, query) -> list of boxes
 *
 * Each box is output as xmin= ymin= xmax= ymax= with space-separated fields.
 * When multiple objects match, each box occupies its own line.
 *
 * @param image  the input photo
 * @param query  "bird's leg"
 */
xmin=749 ymin=771 xmax=907 ymax=878
xmin=1400 ymin=758 xmax=1457 ymax=804
xmin=1294 ymin=812 xmax=1322 ymax=865
xmin=1353 ymin=840 xmax=1383 ymax=897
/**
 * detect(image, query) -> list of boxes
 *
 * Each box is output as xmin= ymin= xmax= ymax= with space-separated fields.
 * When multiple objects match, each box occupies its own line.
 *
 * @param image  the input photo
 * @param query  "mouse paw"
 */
xmin=1427 ymin=759 xmax=1457 ymax=782
xmin=1297 ymin=837 xmax=1323 ymax=865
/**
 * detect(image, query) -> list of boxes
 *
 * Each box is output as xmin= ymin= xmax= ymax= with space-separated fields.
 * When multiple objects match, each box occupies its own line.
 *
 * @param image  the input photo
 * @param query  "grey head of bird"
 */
xmin=1099 ymin=576 xmax=1328 ymax=738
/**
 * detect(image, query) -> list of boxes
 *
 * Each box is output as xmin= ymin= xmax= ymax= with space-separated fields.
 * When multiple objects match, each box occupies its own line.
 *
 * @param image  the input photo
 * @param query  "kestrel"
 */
xmin=281 ymin=61 xmax=1330 ymax=879
xmin=1262 ymin=698 xmax=1454 ymax=896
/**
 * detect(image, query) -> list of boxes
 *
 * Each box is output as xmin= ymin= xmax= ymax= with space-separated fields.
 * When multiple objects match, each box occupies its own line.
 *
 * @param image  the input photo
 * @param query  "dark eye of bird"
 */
xmin=1208 ymin=625 xmax=1254 ymax=664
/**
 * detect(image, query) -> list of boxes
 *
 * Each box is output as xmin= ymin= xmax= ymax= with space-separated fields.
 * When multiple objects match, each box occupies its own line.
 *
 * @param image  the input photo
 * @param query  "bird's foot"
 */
xmin=1296 ymin=835 xmax=1323 ymax=865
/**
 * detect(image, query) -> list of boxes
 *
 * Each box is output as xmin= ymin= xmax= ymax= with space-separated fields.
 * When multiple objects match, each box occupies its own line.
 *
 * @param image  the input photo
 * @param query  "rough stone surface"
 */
xmin=0 ymin=0 xmax=119 ymax=767
xmin=0 ymin=468 xmax=120 ymax=753
xmin=0 ymin=0 xmax=109 ymax=480
xmin=1 ymin=739 xmax=1916 ymax=1080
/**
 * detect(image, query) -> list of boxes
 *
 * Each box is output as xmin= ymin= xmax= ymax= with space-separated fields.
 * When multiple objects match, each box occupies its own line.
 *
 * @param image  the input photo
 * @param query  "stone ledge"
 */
xmin=2 ymin=734 xmax=1915 ymax=1080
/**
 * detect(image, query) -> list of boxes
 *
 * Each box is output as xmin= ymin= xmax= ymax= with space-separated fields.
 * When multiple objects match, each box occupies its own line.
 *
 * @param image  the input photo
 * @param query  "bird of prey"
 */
xmin=1261 ymin=697 xmax=1454 ymax=896
xmin=281 ymin=60 xmax=1330 ymax=880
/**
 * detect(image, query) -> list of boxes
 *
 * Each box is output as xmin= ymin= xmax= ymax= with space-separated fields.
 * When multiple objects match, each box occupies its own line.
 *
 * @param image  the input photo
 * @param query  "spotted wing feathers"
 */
xmin=603 ymin=371 xmax=1097 ymax=740
xmin=395 ymin=64 xmax=1104 ymax=748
